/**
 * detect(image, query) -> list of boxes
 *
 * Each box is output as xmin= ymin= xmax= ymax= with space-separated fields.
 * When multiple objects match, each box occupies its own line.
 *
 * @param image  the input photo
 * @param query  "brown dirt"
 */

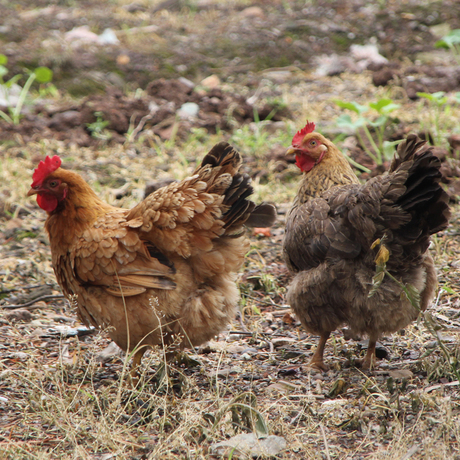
xmin=1 ymin=1 xmax=460 ymax=459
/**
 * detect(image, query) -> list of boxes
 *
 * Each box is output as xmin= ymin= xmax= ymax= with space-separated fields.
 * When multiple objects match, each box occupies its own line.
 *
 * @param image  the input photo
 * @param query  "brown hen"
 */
xmin=28 ymin=143 xmax=276 ymax=374
xmin=283 ymin=122 xmax=450 ymax=370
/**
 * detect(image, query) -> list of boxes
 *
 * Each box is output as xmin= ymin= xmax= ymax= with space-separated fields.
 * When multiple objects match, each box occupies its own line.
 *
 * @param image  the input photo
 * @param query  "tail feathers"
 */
xmin=391 ymin=135 xmax=450 ymax=244
xmin=245 ymin=203 xmax=277 ymax=227
xmin=199 ymin=142 xmax=241 ymax=174
xmin=199 ymin=142 xmax=277 ymax=233
xmin=389 ymin=134 xmax=427 ymax=172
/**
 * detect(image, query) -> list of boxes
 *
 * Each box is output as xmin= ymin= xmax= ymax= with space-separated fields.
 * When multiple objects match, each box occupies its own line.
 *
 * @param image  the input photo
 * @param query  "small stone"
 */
xmin=239 ymin=6 xmax=265 ymax=19
xmin=178 ymin=77 xmax=195 ymax=89
xmin=271 ymin=337 xmax=296 ymax=348
xmin=65 ymin=25 xmax=99 ymax=44
xmin=389 ymin=369 xmax=413 ymax=380
xmin=200 ymin=74 xmax=221 ymax=89
xmin=98 ymin=28 xmax=119 ymax=45
xmin=116 ymin=54 xmax=130 ymax=65
xmin=177 ymin=102 xmax=199 ymax=119
xmin=96 ymin=342 xmax=123 ymax=363
xmin=7 ymin=352 xmax=29 ymax=361
xmin=210 ymin=433 xmax=286 ymax=458
xmin=266 ymin=381 xmax=299 ymax=393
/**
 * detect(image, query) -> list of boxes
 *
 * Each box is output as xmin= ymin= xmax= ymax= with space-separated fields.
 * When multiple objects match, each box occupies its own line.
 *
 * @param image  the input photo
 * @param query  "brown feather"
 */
xmin=32 ymin=142 xmax=276 ymax=367
xmin=283 ymin=132 xmax=450 ymax=370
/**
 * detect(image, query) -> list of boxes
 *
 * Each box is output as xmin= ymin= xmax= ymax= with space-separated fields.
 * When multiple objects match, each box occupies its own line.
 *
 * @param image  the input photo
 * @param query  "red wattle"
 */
xmin=37 ymin=193 xmax=58 ymax=212
xmin=295 ymin=154 xmax=316 ymax=172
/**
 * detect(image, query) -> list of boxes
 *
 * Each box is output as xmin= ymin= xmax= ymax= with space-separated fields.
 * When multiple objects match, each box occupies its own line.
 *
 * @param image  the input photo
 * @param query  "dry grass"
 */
xmin=2 ymin=1 xmax=460 ymax=458
xmin=1 ymin=120 xmax=460 ymax=457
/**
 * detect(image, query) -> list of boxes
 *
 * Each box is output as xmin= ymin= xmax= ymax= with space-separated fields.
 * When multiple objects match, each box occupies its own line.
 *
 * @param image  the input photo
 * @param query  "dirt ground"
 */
xmin=1 ymin=1 xmax=460 ymax=459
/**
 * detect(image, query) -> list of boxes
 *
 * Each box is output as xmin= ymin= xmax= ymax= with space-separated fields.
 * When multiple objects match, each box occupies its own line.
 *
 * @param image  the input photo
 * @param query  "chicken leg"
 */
xmin=358 ymin=336 xmax=377 ymax=370
xmin=130 ymin=347 xmax=146 ymax=385
xmin=309 ymin=331 xmax=331 ymax=371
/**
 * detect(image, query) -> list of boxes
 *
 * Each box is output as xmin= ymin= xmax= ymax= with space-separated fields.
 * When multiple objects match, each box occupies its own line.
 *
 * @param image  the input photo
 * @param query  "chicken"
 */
xmin=283 ymin=122 xmax=450 ymax=370
xmin=28 ymin=143 xmax=276 ymax=375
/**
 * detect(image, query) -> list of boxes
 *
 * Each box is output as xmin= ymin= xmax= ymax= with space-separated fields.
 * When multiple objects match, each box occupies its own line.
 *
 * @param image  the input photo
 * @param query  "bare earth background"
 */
xmin=1 ymin=1 xmax=460 ymax=459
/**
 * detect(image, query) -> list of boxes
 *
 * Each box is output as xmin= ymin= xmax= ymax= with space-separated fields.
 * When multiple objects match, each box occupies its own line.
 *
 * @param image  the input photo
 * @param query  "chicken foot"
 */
xmin=357 ymin=336 xmax=377 ymax=370
xmin=309 ymin=331 xmax=331 ymax=371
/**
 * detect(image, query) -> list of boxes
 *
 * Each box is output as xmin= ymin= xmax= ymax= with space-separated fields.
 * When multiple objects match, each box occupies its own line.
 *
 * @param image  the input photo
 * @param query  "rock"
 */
xmin=215 ymin=367 xmax=238 ymax=378
xmin=358 ymin=340 xmax=389 ymax=359
xmin=177 ymin=102 xmax=199 ymax=119
xmin=98 ymin=28 xmax=119 ymax=45
xmin=266 ymin=381 xmax=299 ymax=393
xmin=116 ymin=54 xmax=130 ymax=65
xmin=271 ymin=337 xmax=296 ymax=348
xmin=239 ymin=6 xmax=265 ymax=19
xmin=178 ymin=77 xmax=195 ymax=89
xmin=389 ymin=369 xmax=413 ymax=380
xmin=200 ymin=74 xmax=221 ymax=89
xmin=7 ymin=352 xmax=29 ymax=361
xmin=210 ymin=433 xmax=286 ymax=458
xmin=0 ymin=83 xmax=21 ymax=107
xmin=350 ymin=43 xmax=388 ymax=68
xmin=65 ymin=25 xmax=99 ymax=45
xmin=96 ymin=342 xmax=124 ymax=363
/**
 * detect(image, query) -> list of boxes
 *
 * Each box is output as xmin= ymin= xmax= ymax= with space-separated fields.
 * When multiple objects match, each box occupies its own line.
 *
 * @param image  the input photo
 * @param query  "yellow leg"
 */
xmin=310 ymin=331 xmax=331 ymax=372
xmin=359 ymin=338 xmax=377 ymax=370
xmin=130 ymin=348 xmax=146 ymax=386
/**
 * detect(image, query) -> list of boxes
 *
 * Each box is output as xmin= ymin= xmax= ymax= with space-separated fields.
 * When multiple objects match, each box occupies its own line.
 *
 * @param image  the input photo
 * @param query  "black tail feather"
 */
xmin=199 ymin=142 xmax=277 ymax=232
xmin=393 ymin=135 xmax=450 ymax=244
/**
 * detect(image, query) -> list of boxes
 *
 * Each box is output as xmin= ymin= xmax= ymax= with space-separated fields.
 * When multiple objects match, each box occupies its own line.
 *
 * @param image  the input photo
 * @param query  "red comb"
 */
xmin=31 ymin=155 xmax=62 ymax=187
xmin=292 ymin=121 xmax=316 ymax=147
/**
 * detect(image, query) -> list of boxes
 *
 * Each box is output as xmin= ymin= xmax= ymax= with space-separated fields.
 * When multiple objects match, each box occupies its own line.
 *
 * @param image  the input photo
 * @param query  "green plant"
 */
xmin=416 ymin=91 xmax=448 ymax=146
xmin=435 ymin=29 xmax=460 ymax=64
xmin=0 ymin=54 xmax=53 ymax=125
xmin=86 ymin=111 xmax=111 ymax=141
xmin=369 ymin=237 xmax=460 ymax=382
xmin=334 ymin=98 xmax=401 ymax=165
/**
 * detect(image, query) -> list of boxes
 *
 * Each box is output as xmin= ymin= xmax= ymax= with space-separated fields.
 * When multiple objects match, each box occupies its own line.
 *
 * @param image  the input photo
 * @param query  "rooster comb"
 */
xmin=31 ymin=155 xmax=62 ymax=187
xmin=292 ymin=121 xmax=316 ymax=147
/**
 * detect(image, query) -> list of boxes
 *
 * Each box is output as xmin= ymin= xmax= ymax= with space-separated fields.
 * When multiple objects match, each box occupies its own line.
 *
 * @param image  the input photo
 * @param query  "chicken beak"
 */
xmin=286 ymin=146 xmax=297 ymax=156
xmin=27 ymin=187 xmax=39 ymax=196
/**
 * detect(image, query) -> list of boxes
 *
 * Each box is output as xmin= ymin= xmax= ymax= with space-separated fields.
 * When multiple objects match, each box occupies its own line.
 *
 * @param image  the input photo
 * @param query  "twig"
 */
xmin=401 ymin=444 xmax=419 ymax=460
xmin=1 ymin=295 xmax=66 ymax=310
xmin=242 ymin=293 xmax=284 ymax=308
xmin=319 ymin=423 xmax=331 ymax=460
xmin=0 ymin=283 xmax=55 ymax=294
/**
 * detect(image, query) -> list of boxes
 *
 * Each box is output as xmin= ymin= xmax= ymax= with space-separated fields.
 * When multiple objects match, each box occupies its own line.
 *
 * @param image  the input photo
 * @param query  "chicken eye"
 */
xmin=310 ymin=140 xmax=317 ymax=146
xmin=49 ymin=180 xmax=59 ymax=188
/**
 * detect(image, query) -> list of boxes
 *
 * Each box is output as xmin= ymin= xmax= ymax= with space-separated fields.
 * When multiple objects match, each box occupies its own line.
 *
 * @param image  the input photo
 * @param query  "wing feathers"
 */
xmin=284 ymin=134 xmax=450 ymax=274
